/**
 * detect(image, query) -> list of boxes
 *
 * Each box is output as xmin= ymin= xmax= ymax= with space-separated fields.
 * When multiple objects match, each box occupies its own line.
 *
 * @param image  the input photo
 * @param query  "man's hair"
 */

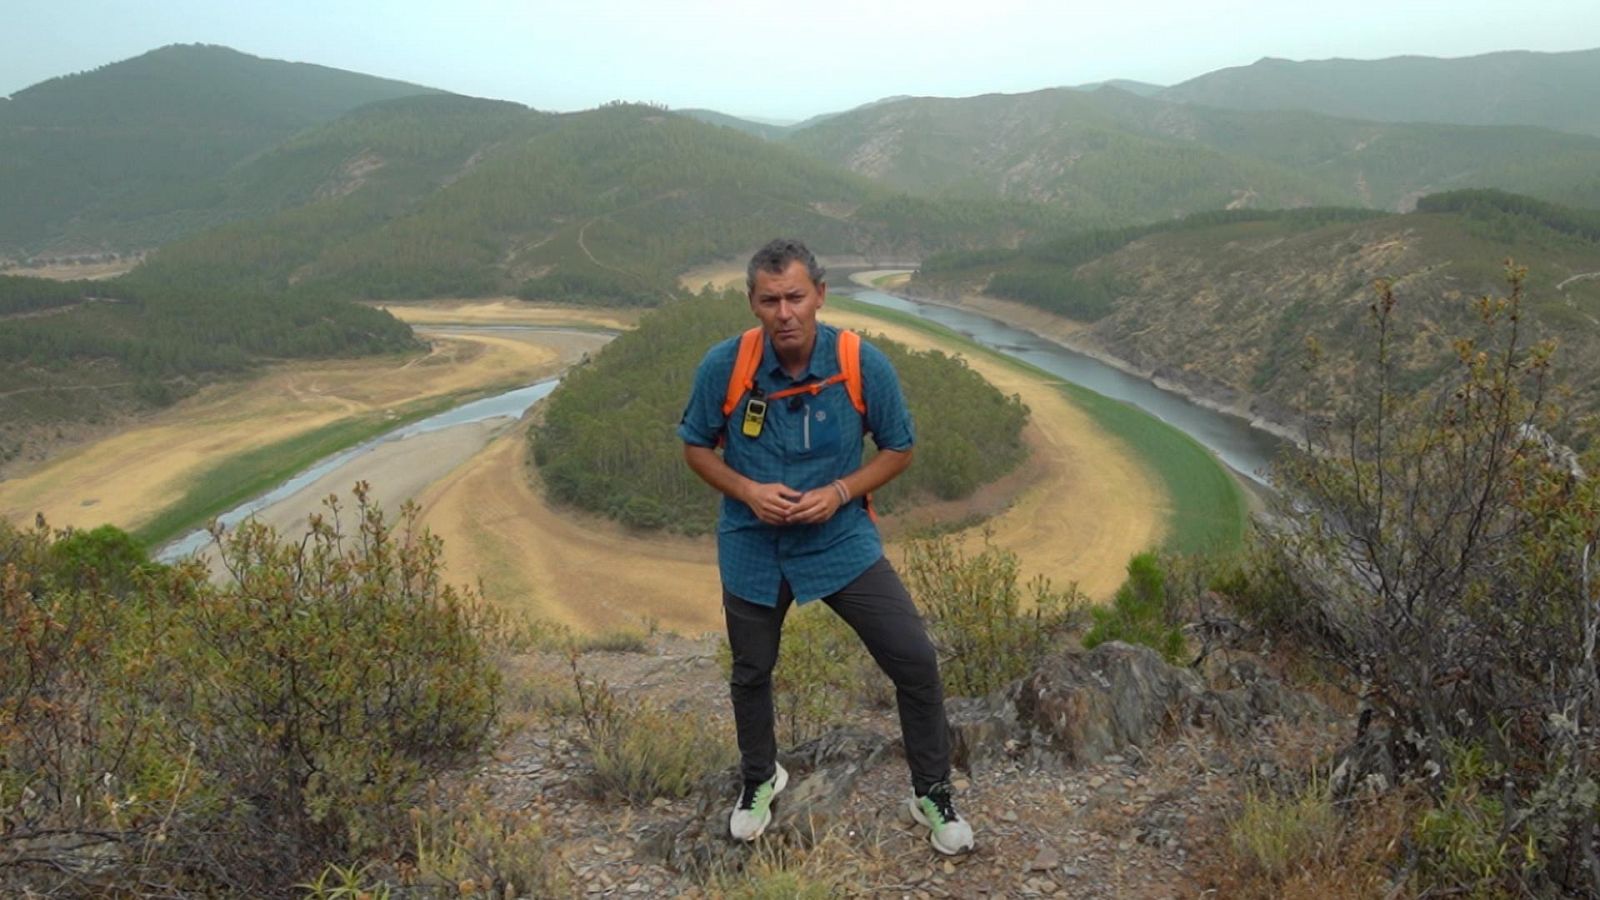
xmin=746 ymin=238 xmax=825 ymax=293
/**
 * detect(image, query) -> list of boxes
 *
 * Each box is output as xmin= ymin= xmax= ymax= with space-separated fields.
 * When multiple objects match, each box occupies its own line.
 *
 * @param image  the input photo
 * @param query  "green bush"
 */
xmin=769 ymin=606 xmax=886 ymax=744
xmin=1083 ymin=552 xmax=1186 ymax=664
xmin=903 ymin=533 xmax=1084 ymax=696
xmin=0 ymin=488 xmax=504 ymax=896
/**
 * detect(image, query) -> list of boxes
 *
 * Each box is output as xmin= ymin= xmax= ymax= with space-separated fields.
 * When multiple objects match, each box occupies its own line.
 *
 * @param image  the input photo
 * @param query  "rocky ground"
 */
xmin=476 ymin=634 xmax=1349 ymax=898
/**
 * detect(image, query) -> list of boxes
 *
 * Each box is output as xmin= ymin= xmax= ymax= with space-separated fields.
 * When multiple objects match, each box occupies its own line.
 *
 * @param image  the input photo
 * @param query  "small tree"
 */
xmin=1083 ymin=552 xmax=1185 ymax=664
xmin=1257 ymin=263 xmax=1600 ymax=893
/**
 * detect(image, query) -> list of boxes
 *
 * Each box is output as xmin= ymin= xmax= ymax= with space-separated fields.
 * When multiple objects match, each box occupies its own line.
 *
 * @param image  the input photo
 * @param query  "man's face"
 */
xmin=748 ymin=260 xmax=826 ymax=359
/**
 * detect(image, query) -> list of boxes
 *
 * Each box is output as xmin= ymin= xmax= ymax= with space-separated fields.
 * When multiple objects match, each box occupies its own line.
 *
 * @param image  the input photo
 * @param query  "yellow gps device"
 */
xmin=741 ymin=396 xmax=767 ymax=438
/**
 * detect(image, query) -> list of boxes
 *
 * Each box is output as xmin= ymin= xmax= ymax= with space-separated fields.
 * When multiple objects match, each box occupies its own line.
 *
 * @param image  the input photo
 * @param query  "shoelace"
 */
xmin=923 ymin=783 xmax=960 ymax=824
xmin=737 ymin=780 xmax=765 ymax=811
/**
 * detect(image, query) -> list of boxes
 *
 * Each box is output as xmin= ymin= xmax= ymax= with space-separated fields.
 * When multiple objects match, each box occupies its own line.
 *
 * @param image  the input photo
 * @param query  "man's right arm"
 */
xmin=683 ymin=444 xmax=799 ymax=526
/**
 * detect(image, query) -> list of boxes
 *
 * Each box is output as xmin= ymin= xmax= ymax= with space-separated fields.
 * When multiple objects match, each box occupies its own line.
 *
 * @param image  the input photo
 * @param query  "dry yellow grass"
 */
xmin=378 ymin=298 xmax=640 ymax=331
xmin=13 ymin=260 xmax=140 ymax=281
xmin=415 ymin=432 xmax=721 ymax=635
xmin=824 ymin=309 xmax=1168 ymax=600
xmin=0 ymin=328 xmax=598 ymax=534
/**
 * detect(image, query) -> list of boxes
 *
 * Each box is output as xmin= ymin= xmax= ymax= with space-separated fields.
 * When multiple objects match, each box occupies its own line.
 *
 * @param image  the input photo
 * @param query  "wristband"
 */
xmin=831 ymin=480 xmax=850 ymax=505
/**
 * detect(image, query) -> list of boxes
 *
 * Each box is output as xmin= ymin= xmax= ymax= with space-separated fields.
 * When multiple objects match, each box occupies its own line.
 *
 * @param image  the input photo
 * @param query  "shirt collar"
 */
xmin=761 ymin=322 xmax=836 ymax=383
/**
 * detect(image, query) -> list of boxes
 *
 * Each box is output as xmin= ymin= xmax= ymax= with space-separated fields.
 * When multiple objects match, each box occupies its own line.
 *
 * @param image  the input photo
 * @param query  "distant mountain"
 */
xmin=912 ymin=191 xmax=1600 ymax=440
xmin=676 ymin=109 xmax=790 ymax=140
xmin=0 ymin=43 xmax=441 ymax=256
xmin=1161 ymin=48 xmax=1600 ymax=138
xmin=138 ymin=102 xmax=1078 ymax=305
xmin=781 ymin=87 xmax=1600 ymax=217
xmin=1071 ymin=79 xmax=1164 ymax=96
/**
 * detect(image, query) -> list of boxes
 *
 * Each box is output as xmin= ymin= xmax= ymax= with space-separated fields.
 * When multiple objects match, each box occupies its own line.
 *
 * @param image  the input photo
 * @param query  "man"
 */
xmin=677 ymin=238 xmax=975 ymax=855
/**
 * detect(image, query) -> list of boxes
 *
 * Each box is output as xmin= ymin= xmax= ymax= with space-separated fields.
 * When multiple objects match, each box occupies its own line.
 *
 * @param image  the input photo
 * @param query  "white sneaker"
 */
xmin=909 ymin=781 xmax=975 ymax=855
xmin=729 ymin=761 xmax=788 ymax=841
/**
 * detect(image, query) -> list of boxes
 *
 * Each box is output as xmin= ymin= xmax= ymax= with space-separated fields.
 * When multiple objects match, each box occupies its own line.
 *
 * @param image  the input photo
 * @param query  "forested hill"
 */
xmin=1 ymin=92 xmax=1077 ymax=460
xmin=532 ymin=290 xmax=1029 ymax=533
xmin=1160 ymin=48 xmax=1600 ymax=138
xmin=0 ymin=44 xmax=441 ymax=256
xmin=780 ymin=87 xmax=1600 ymax=215
xmin=912 ymin=190 xmax=1600 ymax=442
xmin=141 ymin=101 xmax=1080 ymax=305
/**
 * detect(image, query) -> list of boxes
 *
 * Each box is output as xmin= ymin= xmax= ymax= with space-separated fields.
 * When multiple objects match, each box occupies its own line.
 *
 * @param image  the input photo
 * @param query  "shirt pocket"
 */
xmin=796 ymin=395 xmax=850 ymax=458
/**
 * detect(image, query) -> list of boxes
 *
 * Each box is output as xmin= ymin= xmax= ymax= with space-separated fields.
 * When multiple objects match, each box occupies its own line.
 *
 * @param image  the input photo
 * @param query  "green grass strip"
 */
xmin=132 ymin=388 xmax=495 ymax=550
xmin=833 ymin=295 xmax=1247 ymax=554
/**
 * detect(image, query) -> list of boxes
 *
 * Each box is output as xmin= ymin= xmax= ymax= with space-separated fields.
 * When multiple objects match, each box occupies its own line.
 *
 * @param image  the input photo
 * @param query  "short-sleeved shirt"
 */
xmin=678 ymin=321 xmax=915 ymax=606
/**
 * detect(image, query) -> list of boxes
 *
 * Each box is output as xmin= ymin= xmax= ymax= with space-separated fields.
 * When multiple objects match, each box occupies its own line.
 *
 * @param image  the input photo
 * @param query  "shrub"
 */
xmin=403 ymin=783 xmax=568 ymax=898
xmin=1229 ymin=776 xmax=1340 ymax=881
xmin=1256 ymin=264 xmax=1600 ymax=894
xmin=176 ymin=487 xmax=502 ymax=870
xmin=902 ymin=533 xmax=1084 ymax=697
xmin=570 ymin=655 xmax=735 ymax=803
xmin=1083 ymin=552 xmax=1186 ymax=664
xmin=0 ymin=488 xmax=505 ymax=896
xmin=769 ymin=606 xmax=885 ymax=743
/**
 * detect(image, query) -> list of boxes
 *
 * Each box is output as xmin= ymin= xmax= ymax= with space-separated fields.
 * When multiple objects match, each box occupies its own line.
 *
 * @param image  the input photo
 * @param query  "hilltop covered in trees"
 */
xmin=532 ymin=290 xmax=1029 ymax=533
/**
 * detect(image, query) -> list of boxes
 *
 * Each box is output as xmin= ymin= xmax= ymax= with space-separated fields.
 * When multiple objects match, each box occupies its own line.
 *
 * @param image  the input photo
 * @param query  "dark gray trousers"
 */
xmin=722 ymin=556 xmax=952 ymax=794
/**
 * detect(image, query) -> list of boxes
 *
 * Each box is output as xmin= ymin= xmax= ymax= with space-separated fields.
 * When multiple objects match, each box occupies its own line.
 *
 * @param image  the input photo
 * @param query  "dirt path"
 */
xmin=10 ymin=259 xmax=140 ymax=281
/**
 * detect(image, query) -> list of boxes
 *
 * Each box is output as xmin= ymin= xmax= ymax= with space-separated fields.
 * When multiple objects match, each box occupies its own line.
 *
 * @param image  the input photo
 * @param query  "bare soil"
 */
xmin=379 ymin=299 xmax=641 ymax=331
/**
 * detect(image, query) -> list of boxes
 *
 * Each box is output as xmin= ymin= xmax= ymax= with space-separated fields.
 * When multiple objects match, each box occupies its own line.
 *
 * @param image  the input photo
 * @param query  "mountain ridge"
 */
xmin=1160 ymin=47 xmax=1600 ymax=137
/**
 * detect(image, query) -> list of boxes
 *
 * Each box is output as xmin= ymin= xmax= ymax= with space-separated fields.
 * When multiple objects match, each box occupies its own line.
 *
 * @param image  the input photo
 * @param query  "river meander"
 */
xmin=156 ymin=295 xmax=1283 ymax=566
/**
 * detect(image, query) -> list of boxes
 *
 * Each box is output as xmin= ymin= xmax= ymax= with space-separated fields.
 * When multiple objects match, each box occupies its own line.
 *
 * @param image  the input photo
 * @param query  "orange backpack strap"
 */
xmin=721 ymin=327 xmax=765 ymax=418
xmin=837 ymin=329 xmax=866 ymax=415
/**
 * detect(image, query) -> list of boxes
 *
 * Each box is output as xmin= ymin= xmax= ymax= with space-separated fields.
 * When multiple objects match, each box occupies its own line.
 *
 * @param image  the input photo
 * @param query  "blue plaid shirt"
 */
xmin=678 ymin=322 xmax=915 ymax=606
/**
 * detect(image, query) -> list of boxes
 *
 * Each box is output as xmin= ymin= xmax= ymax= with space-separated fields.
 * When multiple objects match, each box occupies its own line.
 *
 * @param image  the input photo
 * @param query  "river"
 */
xmin=838 ymin=286 xmax=1287 ymax=485
xmin=156 ymin=326 xmax=611 ymax=562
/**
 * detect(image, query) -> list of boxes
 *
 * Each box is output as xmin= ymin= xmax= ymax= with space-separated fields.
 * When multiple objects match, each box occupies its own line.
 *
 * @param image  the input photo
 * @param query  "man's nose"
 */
xmin=776 ymin=300 xmax=795 ymax=320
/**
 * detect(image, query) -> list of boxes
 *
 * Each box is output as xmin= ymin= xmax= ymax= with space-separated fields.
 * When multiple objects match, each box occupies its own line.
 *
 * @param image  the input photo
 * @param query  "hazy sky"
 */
xmin=4 ymin=0 xmax=1598 ymax=120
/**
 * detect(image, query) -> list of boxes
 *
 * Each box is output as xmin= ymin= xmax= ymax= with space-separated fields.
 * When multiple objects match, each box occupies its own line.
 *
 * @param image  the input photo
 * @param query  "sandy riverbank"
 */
xmin=0 ymin=326 xmax=602 ymax=535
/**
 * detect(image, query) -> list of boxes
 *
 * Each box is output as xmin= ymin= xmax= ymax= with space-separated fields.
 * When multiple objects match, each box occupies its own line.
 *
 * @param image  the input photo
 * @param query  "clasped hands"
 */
xmin=744 ymin=480 xmax=846 ymax=525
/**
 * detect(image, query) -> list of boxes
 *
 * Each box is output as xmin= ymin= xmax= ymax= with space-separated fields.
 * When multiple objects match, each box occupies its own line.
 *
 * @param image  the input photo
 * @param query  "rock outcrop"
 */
xmin=646 ymin=641 xmax=1324 ymax=874
xmin=951 ymin=641 xmax=1325 ymax=770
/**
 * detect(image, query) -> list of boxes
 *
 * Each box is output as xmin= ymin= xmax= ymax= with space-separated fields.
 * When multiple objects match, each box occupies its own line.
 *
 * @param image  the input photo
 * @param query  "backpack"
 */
xmin=719 ymin=326 xmax=876 ymax=519
xmin=720 ymin=326 xmax=865 ymax=419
